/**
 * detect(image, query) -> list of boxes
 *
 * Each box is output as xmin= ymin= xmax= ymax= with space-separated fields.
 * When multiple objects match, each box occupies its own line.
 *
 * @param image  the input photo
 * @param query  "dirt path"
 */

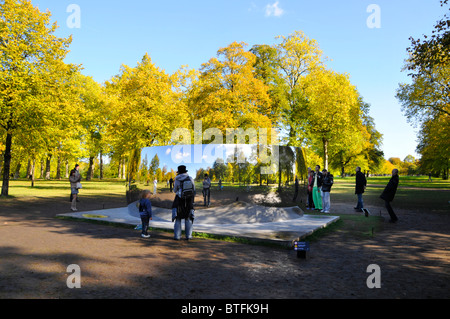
xmin=0 ymin=191 xmax=449 ymax=300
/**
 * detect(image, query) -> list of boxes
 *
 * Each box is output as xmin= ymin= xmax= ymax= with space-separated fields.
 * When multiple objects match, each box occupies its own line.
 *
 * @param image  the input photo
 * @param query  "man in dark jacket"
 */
xmin=321 ymin=169 xmax=333 ymax=213
xmin=380 ymin=169 xmax=399 ymax=223
xmin=355 ymin=167 xmax=367 ymax=212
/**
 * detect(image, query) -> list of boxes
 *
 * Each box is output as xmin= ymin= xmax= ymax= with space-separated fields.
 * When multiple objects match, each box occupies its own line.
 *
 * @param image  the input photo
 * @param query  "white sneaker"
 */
xmin=141 ymin=234 xmax=150 ymax=238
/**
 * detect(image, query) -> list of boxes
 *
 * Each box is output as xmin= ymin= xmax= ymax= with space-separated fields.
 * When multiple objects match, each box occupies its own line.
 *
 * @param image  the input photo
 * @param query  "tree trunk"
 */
xmin=118 ymin=159 xmax=122 ymax=179
xmin=99 ymin=151 xmax=103 ymax=180
xmin=26 ymin=159 xmax=31 ymax=179
xmin=56 ymin=156 xmax=61 ymax=180
xmin=45 ymin=154 xmax=52 ymax=180
xmin=40 ymin=159 xmax=44 ymax=179
xmin=1 ymin=132 xmax=13 ymax=197
xmin=87 ymin=156 xmax=94 ymax=181
xmin=122 ymin=158 xmax=126 ymax=180
xmin=14 ymin=163 xmax=21 ymax=179
xmin=30 ymin=159 xmax=35 ymax=187
xmin=446 ymin=159 xmax=449 ymax=181
xmin=322 ymin=137 xmax=329 ymax=170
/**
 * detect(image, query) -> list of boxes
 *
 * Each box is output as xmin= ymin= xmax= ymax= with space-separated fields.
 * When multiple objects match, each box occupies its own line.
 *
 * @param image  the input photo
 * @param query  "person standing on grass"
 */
xmin=310 ymin=165 xmax=323 ymax=211
xmin=69 ymin=164 xmax=81 ymax=212
xmin=380 ymin=169 xmax=399 ymax=223
xmin=138 ymin=190 xmax=153 ymax=238
xmin=321 ymin=169 xmax=333 ymax=213
xmin=355 ymin=166 xmax=367 ymax=212
xmin=202 ymin=173 xmax=211 ymax=207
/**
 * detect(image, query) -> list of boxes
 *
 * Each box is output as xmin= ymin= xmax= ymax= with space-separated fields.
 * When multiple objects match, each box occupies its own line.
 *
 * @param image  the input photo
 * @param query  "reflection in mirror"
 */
xmin=126 ymin=144 xmax=307 ymax=205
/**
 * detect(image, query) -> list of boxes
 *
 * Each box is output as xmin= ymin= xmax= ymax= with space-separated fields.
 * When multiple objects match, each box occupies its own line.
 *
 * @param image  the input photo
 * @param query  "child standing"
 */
xmin=139 ymin=190 xmax=153 ymax=238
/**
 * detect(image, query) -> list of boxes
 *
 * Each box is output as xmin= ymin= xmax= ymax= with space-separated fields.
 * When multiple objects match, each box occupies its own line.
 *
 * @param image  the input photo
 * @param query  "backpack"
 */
xmin=180 ymin=176 xmax=194 ymax=199
xmin=176 ymin=176 xmax=194 ymax=220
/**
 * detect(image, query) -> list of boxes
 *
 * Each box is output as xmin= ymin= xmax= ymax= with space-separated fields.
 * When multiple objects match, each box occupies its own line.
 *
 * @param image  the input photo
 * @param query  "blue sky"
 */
xmin=32 ymin=0 xmax=447 ymax=161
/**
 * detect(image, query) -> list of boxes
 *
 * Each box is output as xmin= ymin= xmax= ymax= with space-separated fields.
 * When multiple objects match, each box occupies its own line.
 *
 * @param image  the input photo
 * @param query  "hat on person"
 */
xmin=177 ymin=165 xmax=188 ymax=174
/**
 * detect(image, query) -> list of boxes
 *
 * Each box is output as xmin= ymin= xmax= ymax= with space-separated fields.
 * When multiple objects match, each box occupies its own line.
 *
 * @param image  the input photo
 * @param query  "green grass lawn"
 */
xmin=331 ymin=176 xmax=450 ymax=213
xmin=1 ymin=178 xmax=127 ymax=199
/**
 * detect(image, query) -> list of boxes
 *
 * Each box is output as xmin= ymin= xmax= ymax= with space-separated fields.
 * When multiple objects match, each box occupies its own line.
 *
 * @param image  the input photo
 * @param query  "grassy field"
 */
xmin=1 ymin=179 xmax=128 ymax=199
xmin=330 ymin=176 xmax=450 ymax=213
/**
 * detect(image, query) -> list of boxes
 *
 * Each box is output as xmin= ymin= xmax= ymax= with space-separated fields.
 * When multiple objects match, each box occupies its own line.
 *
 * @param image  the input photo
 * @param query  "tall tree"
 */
xmin=105 ymin=53 xmax=188 ymax=153
xmin=274 ymin=31 xmax=325 ymax=146
xmin=250 ymin=44 xmax=288 ymax=126
xmin=302 ymin=69 xmax=361 ymax=170
xmin=397 ymin=0 xmax=449 ymax=177
xmin=188 ymin=42 xmax=273 ymax=139
xmin=0 ymin=0 xmax=76 ymax=196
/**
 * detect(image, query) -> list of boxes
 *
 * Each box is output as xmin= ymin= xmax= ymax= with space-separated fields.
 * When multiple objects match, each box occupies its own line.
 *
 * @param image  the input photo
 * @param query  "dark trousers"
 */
xmin=307 ymin=191 xmax=314 ymax=208
xmin=203 ymin=188 xmax=210 ymax=206
xmin=140 ymin=214 xmax=150 ymax=235
xmin=384 ymin=200 xmax=398 ymax=222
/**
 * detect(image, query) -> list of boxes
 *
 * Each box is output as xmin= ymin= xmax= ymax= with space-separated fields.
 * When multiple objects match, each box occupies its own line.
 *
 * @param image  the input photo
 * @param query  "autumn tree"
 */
xmin=250 ymin=44 xmax=288 ymax=126
xmin=273 ymin=31 xmax=325 ymax=146
xmin=105 ymin=53 xmax=189 ymax=160
xmin=188 ymin=42 xmax=273 ymax=140
xmin=397 ymin=0 xmax=449 ymax=178
xmin=301 ymin=69 xmax=361 ymax=170
xmin=0 ymin=0 xmax=76 ymax=196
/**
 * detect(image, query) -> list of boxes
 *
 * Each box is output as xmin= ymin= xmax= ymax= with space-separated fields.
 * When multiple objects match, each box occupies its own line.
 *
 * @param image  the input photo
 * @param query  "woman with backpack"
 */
xmin=171 ymin=165 xmax=196 ymax=240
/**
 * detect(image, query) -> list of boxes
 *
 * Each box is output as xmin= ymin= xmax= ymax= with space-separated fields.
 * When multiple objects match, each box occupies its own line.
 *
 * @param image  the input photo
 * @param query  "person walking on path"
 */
xmin=354 ymin=166 xmax=367 ymax=212
xmin=321 ymin=169 xmax=333 ymax=213
xmin=69 ymin=164 xmax=82 ymax=212
xmin=380 ymin=169 xmax=399 ymax=223
xmin=202 ymin=173 xmax=211 ymax=207
xmin=169 ymin=177 xmax=174 ymax=192
xmin=310 ymin=165 xmax=323 ymax=211
xmin=172 ymin=165 xmax=196 ymax=240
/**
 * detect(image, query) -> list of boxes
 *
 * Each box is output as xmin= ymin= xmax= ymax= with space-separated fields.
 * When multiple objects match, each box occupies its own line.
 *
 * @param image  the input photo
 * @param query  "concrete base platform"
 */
xmin=57 ymin=201 xmax=340 ymax=246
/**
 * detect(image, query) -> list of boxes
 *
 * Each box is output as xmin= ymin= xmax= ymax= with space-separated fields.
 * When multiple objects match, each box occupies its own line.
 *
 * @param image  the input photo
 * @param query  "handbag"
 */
xmin=76 ymin=182 xmax=82 ymax=189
